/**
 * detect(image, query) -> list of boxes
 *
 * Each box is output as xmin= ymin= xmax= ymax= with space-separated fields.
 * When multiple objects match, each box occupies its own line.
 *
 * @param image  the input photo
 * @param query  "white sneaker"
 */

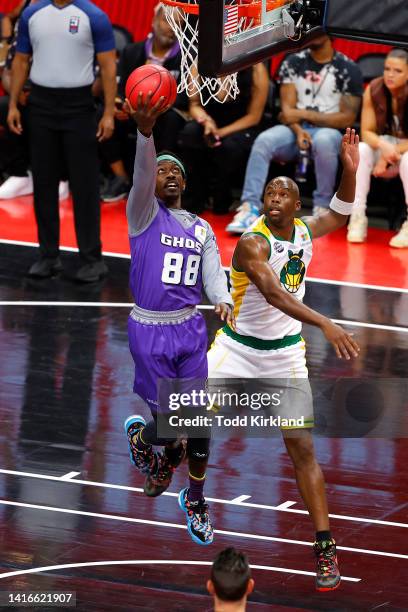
xmin=389 ymin=220 xmax=408 ymax=248
xmin=226 ymin=202 xmax=261 ymax=234
xmin=347 ymin=211 xmax=368 ymax=243
xmin=59 ymin=181 xmax=69 ymax=200
xmin=312 ymin=205 xmax=327 ymax=217
xmin=0 ymin=173 xmax=33 ymax=199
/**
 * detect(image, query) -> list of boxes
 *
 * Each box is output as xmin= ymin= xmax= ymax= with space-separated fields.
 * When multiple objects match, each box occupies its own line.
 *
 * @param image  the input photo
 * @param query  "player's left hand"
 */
xmin=340 ymin=127 xmax=360 ymax=174
xmin=97 ymin=112 xmax=115 ymax=142
xmin=215 ymin=303 xmax=236 ymax=331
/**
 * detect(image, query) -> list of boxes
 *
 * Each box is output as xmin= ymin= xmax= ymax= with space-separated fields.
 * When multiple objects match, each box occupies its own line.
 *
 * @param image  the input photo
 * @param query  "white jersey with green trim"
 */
xmin=230 ymin=216 xmax=313 ymax=340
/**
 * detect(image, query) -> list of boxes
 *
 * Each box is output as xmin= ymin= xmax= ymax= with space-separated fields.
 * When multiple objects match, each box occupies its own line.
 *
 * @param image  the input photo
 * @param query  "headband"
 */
xmin=156 ymin=154 xmax=186 ymax=178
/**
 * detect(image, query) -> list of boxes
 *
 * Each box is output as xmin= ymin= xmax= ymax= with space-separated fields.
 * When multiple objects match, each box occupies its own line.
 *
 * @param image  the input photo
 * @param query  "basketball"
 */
xmin=125 ymin=64 xmax=178 ymax=110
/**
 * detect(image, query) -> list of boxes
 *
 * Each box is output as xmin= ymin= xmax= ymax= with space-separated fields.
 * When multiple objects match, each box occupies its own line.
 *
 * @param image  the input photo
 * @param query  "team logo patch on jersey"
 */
xmin=280 ymin=249 xmax=305 ymax=293
xmin=69 ymin=16 xmax=80 ymax=34
xmin=195 ymin=225 xmax=207 ymax=245
xmin=273 ymin=241 xmax=285 ymax=254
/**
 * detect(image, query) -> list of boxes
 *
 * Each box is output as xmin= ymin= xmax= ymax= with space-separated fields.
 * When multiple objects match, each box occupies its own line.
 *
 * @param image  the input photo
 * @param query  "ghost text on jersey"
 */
xmin=160 ymin=233 xmax=203 ymax=254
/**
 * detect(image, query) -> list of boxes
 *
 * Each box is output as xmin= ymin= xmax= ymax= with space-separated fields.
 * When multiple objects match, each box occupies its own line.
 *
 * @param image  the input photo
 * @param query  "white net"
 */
xmin=162 ymin=1 xmax=253 ymax=106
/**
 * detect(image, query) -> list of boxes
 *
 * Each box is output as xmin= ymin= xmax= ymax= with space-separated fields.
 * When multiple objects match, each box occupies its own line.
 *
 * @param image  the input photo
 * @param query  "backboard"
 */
xmin=325 ymin=0 xmax=408 ymax=47
xmin=198 ymin=0 xmax=326 ymax=77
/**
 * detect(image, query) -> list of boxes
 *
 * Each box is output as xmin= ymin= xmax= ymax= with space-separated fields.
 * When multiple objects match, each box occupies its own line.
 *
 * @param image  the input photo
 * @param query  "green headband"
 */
xmin=157 ymin=154 xmax=186 ymax=178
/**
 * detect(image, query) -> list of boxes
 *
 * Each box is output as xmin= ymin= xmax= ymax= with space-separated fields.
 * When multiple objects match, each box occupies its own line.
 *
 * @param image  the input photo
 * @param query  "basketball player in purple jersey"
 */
xmin=123 ymin=92 xmax=233 ymax=546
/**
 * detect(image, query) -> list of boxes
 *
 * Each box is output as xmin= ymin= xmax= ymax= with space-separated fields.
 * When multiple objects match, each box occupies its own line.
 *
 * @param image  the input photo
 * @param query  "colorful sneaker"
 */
xmin=347 ymin=211 xmax=368 ymax=243
xmin=314 ymin=539 xmax=341 ymax=591
xmin=144 ymin=442 xmax=186 ymax=498
xmin=124 ymin=415 xmax=158 ymax=475
xmin=226 ymin=202 xmax=260 ymax=234
xmin=178 ymin=487 xmax=214 ymax=546
xmin=389 ymin=219 xmax=408 ymax=248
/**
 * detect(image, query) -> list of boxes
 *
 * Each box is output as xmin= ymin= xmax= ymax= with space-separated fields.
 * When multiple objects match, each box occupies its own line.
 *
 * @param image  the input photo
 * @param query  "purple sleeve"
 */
xmin=15 ymin=10 xmax=32 ymax=55
xmin=126 ymin=131 xmax=159 ymax=236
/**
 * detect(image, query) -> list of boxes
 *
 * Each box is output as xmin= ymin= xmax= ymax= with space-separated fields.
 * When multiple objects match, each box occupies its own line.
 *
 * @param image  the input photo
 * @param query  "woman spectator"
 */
xmin=348 ymin=48 xmax=408 ymax=247
xmin=178 ymin=63 xmax=269 ymax=214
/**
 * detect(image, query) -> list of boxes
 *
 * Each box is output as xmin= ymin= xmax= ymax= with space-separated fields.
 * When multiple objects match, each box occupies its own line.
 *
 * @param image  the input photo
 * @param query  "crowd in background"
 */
xmin=0 ymin=0 xmax=408 ymax=281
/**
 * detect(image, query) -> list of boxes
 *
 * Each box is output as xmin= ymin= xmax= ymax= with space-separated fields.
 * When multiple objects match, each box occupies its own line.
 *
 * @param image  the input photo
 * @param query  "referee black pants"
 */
xmin=29 ymin=84 xmax=102 ymax=262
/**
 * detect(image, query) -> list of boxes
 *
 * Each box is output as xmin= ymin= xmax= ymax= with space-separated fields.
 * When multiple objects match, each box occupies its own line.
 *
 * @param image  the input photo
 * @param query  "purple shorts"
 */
xmin=128 ymin=312 xmax=208 ymax=414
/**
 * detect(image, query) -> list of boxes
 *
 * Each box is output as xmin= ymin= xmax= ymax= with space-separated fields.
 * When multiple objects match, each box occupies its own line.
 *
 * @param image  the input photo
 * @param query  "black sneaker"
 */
xmin=178 ymin=487 xmax=214 ymax=546
xmin=314 ymin=539 xmax=341 ymax=591
xmin=124 ymin=415 xmax=158 ymax=475
xmin=74 ymin=260 xmax=108 ymax=283
xmin=27 ymin=257 xmax=62 ymax=278
xmin=101 ymin=176 xmax=130 ymax=202
xmin=144 ymin=442 xmax=186 ymax=497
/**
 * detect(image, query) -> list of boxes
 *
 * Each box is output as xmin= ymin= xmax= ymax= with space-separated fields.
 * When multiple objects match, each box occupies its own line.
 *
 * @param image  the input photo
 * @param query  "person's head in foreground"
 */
xmin=207 ymin=548 xmax=254 ymax=611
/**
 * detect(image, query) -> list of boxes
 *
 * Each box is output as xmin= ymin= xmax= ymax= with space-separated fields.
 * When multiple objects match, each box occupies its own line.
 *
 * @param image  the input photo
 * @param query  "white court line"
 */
xmin=230 ymin=495 xmax=251 ymax=504
xmin=1 ymin=238 xmax=407 ymax=294
xmin=60 ymin=472 xmax=81 ymax=481
xmin=275 ymin=501 xmax=297 ymax=510
xmin=0 ymin=468 xmax=406 ymax=529
xmin=0 ymin=498 xmax=405 ymax=562
xmin=305 ymin=276 xmax=408 ymax=294
xmin=0 ymin=239 xmax=131 ymax=260
xmin=0 ymin=301 xmax=407 ymax=333
xmin=0 ymin=559 xmax=360 ymax=582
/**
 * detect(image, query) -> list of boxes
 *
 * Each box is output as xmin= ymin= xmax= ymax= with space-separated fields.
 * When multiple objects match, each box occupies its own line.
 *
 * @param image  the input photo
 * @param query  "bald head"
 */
xmin=266 ymin=176 xmax=300 ymax=199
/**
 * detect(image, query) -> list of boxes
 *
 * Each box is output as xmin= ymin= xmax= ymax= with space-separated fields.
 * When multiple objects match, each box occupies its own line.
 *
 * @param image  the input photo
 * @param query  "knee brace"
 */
xmin=186 ymin=437 xmax=210 ymax=463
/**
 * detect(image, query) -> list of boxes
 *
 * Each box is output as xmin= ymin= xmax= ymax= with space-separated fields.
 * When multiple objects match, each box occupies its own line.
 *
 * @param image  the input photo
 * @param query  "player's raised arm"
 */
xmin=234 ymin=234 xmax=360 ymax=360
xmin=125 ymin=93 xmax=169 ymax=234
xmin=302 ymin=128 xmax=360 ymax=239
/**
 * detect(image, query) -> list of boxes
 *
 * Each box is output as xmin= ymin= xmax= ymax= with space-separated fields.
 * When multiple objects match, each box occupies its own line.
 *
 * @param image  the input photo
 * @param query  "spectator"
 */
xmin=178 ymin=63 xmax=269 ymax=214
xmin=207 ymin=548 xmax=254 ymax=612
xmin=227 ymin=35 xmax=363 ymax=233
xmin=100 ymin=5 xmax=186 ymax=202
xmin=8 ymin=0 xmax=117 ymax=282
xmin=348 ymin=48 xmax=408 ymax=247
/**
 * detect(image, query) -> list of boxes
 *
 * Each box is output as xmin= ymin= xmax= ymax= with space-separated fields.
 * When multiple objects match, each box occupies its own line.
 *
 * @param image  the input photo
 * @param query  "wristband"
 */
xmin=329 ymin=195 xmax=354 ymax=216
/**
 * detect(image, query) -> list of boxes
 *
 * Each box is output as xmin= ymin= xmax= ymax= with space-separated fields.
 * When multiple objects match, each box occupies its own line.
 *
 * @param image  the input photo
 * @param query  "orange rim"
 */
xmin=160 ymin=0 xmax=291 ymax=18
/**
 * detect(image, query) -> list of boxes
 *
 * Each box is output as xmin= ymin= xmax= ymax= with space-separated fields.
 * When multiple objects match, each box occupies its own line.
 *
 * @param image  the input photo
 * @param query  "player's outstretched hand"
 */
xmin=321 ymin=320 xmax=360 ymax=360
xmin=215 ymin=303 xmax=236 ymax=331
xmin=124 ymin=92 xmax=170 ymax=137
xmin=340 ymin=127 xmax=360 ymax=174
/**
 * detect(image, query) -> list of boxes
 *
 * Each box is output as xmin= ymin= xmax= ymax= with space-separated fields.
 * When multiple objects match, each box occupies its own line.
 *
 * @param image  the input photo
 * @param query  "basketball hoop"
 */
xmin=161 ymin=1 xmax=290 ymax=105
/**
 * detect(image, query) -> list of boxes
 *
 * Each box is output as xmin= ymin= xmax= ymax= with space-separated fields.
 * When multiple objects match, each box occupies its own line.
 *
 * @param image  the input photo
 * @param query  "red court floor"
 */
xmin=0 ymin=195 xmax=407 ymax=289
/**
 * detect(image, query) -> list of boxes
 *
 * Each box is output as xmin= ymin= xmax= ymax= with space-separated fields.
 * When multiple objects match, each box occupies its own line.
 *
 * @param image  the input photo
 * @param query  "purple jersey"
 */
xmin=129 ymin=200 xmax=208 ymax=311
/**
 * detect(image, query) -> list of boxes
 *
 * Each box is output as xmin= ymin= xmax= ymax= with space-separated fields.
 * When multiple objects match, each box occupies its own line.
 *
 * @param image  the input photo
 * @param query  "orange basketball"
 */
xmin=125 ymin=64 xmax=178 ymax=110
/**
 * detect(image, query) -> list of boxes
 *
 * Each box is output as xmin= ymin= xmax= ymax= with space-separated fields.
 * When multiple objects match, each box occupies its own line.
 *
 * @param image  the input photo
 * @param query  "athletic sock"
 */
xmin=315 ymin=530 xmax=332 ymax=543
xmin=188 ymin=472 xmax=205 ymax=503
xmin=164 ymin=442 xmax=184 ymax=465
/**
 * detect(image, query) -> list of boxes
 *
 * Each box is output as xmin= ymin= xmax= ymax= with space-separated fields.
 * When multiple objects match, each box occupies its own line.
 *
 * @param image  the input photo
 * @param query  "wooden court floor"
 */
xmin=0 ymin=237 xmax=407 ymax=611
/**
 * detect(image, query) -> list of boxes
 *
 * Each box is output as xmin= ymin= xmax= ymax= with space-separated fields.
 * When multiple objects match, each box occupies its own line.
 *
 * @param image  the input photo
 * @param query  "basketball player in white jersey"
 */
xmin=208 ymin=128 xmax=360 ymax=591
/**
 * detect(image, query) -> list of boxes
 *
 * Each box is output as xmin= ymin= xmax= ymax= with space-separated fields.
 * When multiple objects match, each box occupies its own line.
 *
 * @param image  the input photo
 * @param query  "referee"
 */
xmin=8 ymin=0 xmax=117 ymax=282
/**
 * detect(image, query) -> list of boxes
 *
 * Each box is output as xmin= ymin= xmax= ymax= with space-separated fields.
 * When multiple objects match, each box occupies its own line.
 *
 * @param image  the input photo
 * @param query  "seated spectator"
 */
xmin=207 ymin=547 xmax=254 ymax=612
xmin=227 ymin=35 xmax=363 ymax=233
xmin=348 ymin=48 xmax=408 ymax=247
xmin=178 ymin=62 xmax=269 ymax=214
xmin=0 ymin=0 xmax=68 ymax=200
xmin=99 ymin=5 xmax=186 ymax=202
